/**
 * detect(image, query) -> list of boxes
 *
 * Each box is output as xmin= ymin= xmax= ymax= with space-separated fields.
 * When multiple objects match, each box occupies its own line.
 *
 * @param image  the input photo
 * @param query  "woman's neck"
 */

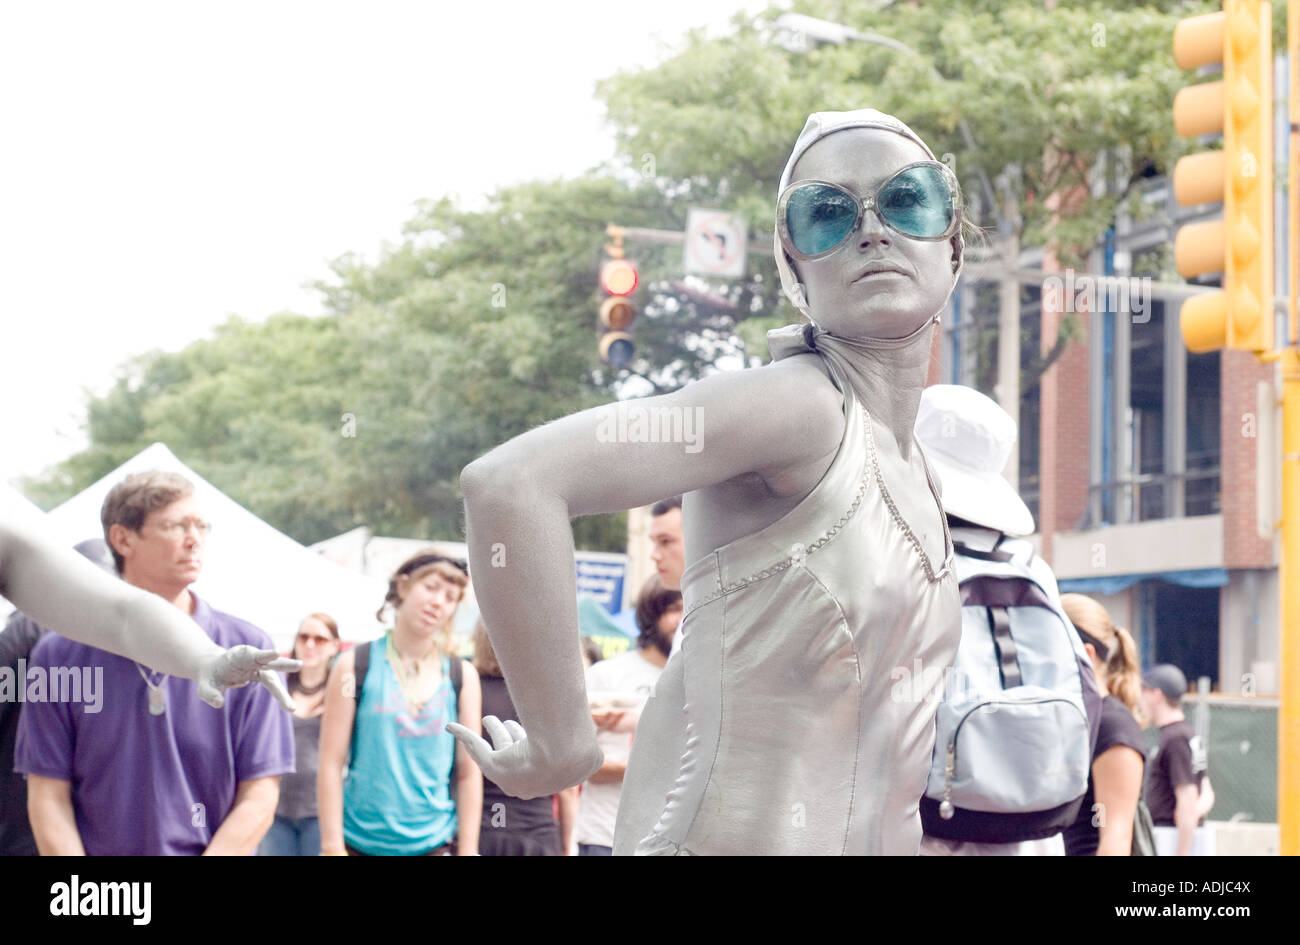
xmin=292 ymin=688 xmax=324 ymax=714
xmin=816 ymin=320 xmax=935 ymax=458
xmin=392 ymin=620 xmax=437 ymax=660
xmin=1091 ymin=664 xmax=1111 ymax=698
xmin=297 ymin=662 xmax=328 ymax=689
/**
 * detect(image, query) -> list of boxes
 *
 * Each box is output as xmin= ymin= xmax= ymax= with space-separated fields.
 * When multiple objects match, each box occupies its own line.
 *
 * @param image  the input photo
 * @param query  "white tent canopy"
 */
xmin=39 ymin=443 xmax=387 ymax=650
xmin=1 ymin=480 xmax=50 ymax=618
xmin=1 ymin=480 xmax=44 ymax=519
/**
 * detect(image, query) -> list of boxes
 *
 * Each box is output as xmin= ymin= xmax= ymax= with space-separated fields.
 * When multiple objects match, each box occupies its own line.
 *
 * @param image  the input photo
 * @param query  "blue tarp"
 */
xmin=576 ymin=595 xmax=638 ymax=639
xmin=1057 ymin=567 xmax=1230 ymax=596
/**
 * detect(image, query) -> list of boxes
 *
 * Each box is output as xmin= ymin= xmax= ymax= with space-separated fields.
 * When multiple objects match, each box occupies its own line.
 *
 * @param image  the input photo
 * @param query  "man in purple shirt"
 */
xmin=15 ymin=471 xmax=294 ymax=855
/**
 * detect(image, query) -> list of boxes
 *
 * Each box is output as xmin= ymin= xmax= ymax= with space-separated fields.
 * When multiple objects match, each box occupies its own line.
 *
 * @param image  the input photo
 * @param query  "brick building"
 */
xmin=940 ymin=172 xmax=1283 ymax=697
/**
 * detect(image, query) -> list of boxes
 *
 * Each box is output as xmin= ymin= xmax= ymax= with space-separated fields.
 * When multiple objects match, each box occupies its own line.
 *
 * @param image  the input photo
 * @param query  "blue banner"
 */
xmin=575 ymin=555 xmax=627 ymax=614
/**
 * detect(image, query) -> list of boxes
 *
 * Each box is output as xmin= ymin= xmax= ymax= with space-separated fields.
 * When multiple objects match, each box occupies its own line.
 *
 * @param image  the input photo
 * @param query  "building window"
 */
xmin=1018 ymin=284 xmax=1042 ymax=527
xmin=1137 ymin=580 xmax=1220 ymax=688
xmin=1185 ymin=351 xmax=1221 ymax=516
xmin=950 ymin=280 xmax=1001 ymax=397
xmin=1087 ymin=288 xmax=1221 ymax=527
xmin=1128 ymin=300 xmax=1166 ymax=521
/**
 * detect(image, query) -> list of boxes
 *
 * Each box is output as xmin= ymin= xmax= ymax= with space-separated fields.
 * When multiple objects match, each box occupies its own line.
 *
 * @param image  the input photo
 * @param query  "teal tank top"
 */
xmin=343 ymin=638 xmax=458 ymax=854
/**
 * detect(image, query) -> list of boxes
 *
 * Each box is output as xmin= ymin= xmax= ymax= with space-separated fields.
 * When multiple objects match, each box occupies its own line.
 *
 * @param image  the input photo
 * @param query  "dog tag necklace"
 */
xmin=136 ymin=663 xmax=167 ymax=716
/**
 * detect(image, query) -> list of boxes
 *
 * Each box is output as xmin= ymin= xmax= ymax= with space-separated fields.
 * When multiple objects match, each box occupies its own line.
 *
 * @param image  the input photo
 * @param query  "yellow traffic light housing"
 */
xmin=1172 ymin=1 xmax=1273 ymax=354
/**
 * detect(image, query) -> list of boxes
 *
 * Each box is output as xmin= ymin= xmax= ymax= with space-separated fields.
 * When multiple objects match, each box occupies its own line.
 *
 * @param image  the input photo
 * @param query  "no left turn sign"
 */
xmin=684 ymin=209 xmax=747 ymax=279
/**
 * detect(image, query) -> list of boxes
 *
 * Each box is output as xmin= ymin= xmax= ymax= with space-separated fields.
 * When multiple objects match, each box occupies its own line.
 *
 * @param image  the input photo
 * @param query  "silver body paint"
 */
xmin=458 ymin=109 xmax=965 ymax=853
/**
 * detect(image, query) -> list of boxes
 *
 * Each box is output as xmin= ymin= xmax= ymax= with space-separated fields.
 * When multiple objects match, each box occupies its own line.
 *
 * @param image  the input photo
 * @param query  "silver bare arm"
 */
xmin=450 ymin=359 xmax=842 ymax=798
xmin=0 ymin=490 xmax=297 ymax=709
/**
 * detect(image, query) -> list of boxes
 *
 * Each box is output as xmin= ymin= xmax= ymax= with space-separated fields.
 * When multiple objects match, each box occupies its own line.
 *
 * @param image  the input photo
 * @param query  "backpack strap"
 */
xmin=952 ymin=527 xmax=1014 ymax=562
xmin=348 ymin=640 xmax=374 ymax=762
xmin=987 ymin=605 xmax=1024 ymax=689
xmin=954 ymin=541 xmax=1014 ymax=563
xmin=450 ymin=652 xmax=463 ymax=700
xmin=448 ymin=655 xmax=463 ymax=783
xmin=352 ymin=640 xmax=371 ymax=705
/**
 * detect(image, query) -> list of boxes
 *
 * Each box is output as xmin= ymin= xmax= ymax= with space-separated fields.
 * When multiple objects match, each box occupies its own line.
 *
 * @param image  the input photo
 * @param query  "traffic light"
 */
xmin=599 ymin=225 xmax=638 ymax=367
xmin=1172 ymin=0 xmax=1273 ymax=353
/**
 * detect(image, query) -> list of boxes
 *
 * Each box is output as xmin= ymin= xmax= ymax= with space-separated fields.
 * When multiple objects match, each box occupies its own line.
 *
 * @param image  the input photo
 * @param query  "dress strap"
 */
xmin=858 ymin=401 xmax=953 ymax=584
xmin=914 ymin=434 xmax=956 ymax=574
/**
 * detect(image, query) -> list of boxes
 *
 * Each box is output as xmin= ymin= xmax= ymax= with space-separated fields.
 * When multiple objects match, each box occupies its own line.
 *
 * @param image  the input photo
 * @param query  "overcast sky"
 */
xmin=1 ymin=0 xmax=771 ymax=485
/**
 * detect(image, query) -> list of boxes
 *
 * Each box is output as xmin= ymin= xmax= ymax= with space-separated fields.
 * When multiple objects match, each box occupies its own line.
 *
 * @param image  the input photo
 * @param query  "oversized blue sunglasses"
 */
xmin=777 ymin=161 xmax=961 ymax=260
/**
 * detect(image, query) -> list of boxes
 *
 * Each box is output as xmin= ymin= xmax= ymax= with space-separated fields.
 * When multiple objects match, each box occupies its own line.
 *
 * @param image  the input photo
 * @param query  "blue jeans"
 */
xmin=260 ymin=815 xmax=321 ymax=856
xmin=578 ymin=843 xmax=613 ymax=856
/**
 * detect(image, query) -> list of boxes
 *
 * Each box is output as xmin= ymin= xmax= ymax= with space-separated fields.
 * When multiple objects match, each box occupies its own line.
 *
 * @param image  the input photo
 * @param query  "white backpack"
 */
xmin=921 ymin=535 xmax=1102 ymax=842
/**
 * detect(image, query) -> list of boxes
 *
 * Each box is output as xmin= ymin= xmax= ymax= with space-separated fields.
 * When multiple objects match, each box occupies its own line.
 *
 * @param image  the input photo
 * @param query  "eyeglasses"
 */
xmin=296 ymin=633 xmax=335 ymax=645
xmin=150 ymin=517 xmax=213 ymax=538
xmin=777 ymin=161 xmax=961 ymax=260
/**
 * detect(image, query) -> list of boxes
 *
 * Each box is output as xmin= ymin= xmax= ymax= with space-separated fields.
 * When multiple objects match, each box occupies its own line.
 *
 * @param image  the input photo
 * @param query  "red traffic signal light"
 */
xmin=601 ymin=259 xmax=639 ymax=296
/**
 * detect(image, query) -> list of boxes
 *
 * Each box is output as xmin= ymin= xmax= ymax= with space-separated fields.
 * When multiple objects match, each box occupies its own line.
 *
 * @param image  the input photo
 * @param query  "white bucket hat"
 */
xmin=914 ymin=384 xmax=1035 ymax=537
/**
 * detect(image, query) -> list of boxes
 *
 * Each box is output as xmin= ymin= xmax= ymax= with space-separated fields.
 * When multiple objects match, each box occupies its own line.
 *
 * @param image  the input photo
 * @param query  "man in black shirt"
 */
xmin=1141 ymin=664 xmax=1210 ymax=855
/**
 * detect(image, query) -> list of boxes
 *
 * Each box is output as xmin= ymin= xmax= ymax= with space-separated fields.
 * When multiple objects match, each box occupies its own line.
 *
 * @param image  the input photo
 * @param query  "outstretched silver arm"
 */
xmin=450 ymin=358 xmax=842 ymax=799
xmin=0 ymin=490 xmax=297 ymax=709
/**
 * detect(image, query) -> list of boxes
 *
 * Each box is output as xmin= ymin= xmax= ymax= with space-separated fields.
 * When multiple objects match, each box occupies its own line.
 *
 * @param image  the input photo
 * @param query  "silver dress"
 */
xmin=630 ymin=326 xmax=961 ymax=855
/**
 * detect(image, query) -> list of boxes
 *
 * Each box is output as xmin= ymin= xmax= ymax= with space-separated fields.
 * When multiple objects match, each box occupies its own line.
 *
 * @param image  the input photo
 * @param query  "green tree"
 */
xmin=26 ymin=314 xmax=372 ymax=544
xmin=597 ymin=0 xmax=1220 ymax=387
xmin=28 ymin=0 xmax=1217 ymax=548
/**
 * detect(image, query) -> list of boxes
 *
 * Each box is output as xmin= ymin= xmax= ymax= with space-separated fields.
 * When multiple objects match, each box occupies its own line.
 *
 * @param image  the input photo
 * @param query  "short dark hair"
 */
xmin=471 ymin=618 xmax=501 ymax=678
xmin=651 ymin=495 xmax=682 ymax=517
xmin=634 ymin=575 xmax=682 ymax=649
xmin=581 ymin=636 xmax=605 ymax=666
xmin=101 ymin=470 xmax=195 ymax=574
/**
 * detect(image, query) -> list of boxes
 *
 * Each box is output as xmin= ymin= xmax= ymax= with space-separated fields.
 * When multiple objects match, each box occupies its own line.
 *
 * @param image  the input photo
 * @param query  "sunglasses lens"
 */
xmin=877 ymin=165 xmax=954 ymax=239
xmin=785 ymin=183 xmax=859 ymax=256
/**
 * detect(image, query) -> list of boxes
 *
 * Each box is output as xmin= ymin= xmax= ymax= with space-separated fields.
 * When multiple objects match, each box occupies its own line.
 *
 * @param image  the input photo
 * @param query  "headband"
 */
xmin=399 ymin=554 xmax=469 ymax=577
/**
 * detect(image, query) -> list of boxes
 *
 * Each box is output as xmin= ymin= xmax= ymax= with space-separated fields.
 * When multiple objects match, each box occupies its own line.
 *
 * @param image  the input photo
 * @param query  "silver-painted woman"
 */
xmin=453 ymin=109 xmax=965 ymax=855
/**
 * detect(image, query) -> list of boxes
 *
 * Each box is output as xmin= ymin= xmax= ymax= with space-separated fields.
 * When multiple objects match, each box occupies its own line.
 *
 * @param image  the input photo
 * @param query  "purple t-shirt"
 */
xmin=14 ymin=593 xmax=295 ymax=855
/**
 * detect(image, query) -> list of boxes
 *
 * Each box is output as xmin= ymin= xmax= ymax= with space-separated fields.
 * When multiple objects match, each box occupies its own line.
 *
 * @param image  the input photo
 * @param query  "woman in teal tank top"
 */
xmin=317 ymin=551 xmax=482 ymax=856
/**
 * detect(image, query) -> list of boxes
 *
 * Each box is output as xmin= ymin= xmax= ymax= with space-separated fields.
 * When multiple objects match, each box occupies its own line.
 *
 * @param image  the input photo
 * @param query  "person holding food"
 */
xmin=573 ymin=575 xmax=681 ymax=855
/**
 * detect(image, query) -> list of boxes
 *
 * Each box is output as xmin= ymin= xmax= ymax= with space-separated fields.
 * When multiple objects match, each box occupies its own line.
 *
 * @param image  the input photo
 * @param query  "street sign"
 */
xmin=683 ymin=208 xmax=747 ymax=278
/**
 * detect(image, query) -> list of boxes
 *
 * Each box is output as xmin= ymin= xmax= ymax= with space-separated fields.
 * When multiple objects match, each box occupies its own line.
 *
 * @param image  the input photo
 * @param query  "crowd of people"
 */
xmin=0 ymin=107 xmax=1221 ymax=856
xmin=0 ymin=471 xmax=695 ymax=856
xmin=0 ymin=461 xmax=1215 ymax=856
